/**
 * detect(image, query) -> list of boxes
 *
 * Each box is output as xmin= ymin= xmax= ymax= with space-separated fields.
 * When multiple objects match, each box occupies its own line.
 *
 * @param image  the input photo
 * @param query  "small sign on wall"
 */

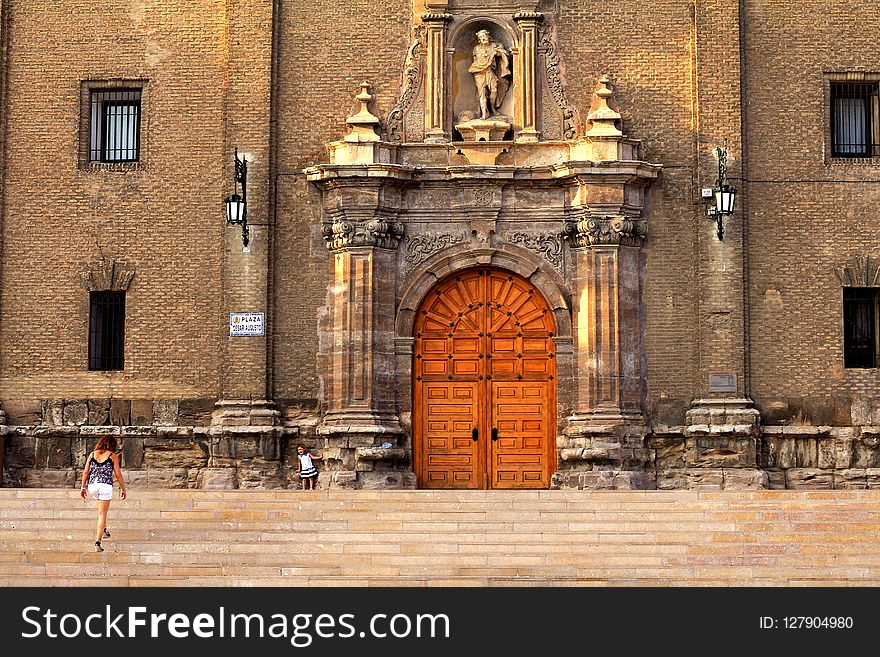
xmin=229 ymin=312 xmax=264 ymax=336
xmin=708 ymin=373 xmax=737 ymax=393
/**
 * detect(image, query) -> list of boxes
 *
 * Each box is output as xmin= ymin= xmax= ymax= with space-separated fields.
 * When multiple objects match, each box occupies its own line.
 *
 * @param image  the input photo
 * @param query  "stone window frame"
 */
xmin=823 ymin=72 xmax=880 ymax=167
xmin=78 ymin=79 xmax=149 ymax=171
xmin=837 ymin=255 xmax=880 ymax=370
xmin=79 ymin=259 xmax=136 ymax=372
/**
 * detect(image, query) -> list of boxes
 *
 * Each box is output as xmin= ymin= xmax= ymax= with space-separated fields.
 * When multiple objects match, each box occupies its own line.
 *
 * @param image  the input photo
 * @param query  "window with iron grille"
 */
xmin=844 ymin=287 xmax=879 ymax=368
xmin=89 ymin=291 xmax=125 ymax=371
xmin=89 ymin=89 xmax=141 ymax=162
xmin=831 ymin=81 xmax=880 ymax=157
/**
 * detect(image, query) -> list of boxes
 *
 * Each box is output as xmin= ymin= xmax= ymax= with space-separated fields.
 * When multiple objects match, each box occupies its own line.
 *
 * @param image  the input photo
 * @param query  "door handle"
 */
xmin=491 ymin=428 xmax=499 ymax=441
xmin=472 ymin=428 xmax=479 ymax=442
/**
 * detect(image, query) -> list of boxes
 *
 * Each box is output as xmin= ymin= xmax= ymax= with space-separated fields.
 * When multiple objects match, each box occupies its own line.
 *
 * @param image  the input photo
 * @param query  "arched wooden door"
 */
xmin=413 ymin=268 xmax=557 ymax=489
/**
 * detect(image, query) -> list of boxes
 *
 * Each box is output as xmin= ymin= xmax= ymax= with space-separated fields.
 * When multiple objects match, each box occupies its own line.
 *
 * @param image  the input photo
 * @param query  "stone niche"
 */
xmin=450 ymin=19 xmax=516 ymax=141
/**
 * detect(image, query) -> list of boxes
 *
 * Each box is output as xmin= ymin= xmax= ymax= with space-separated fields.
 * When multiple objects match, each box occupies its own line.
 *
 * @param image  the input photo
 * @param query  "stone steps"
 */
xmin=3 ymin=488 xmax=880 ymax=586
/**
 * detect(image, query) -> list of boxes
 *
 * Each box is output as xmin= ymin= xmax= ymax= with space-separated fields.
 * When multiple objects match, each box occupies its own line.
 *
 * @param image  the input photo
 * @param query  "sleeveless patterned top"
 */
xmin=88 ymin=453 xmax=115 ymax=485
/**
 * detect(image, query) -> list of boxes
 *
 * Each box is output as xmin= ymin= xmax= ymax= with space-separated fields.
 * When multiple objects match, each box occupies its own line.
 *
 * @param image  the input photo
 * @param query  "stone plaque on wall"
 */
xmin=708 ymin=373 xmax=737 ymax=393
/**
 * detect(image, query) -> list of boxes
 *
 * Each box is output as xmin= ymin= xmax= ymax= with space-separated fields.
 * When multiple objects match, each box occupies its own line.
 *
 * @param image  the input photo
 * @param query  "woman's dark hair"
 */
xmin=95 ymin=437 xmax=118 ymax=453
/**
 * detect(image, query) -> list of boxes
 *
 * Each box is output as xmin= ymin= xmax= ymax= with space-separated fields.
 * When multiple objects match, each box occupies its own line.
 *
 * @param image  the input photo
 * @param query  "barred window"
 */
xmin=843 ymin=287 xmax=879 ymax=368
xmin=831 ymin=82 xmax=880 ymax=157
xmin=89 ymin=291 xmax=125 ymax=371
xmin=89 ymin=89 xmax=141 ymax=162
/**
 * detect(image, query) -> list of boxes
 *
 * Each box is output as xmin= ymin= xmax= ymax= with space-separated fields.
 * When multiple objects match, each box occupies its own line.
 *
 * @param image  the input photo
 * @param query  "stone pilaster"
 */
xmin=0 ymin=404 xmax=5 ymax=487
xmin=421 ymin=12 xmax=452 ymax=143
xmin=216 ymin=0 xmax=277 ymax=428
xmin=514 ymin=11 xmax=542 ymax=142
xmin=566 ymin=216 xmax=645 ymax=423
xmin=686 ymin=1 xmax=761 ymax=472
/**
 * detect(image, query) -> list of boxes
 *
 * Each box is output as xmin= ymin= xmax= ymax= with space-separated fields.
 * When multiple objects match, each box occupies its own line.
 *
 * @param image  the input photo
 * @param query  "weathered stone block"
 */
xmin=656 ymin=468 xmax=688 ymax=490
xmin=153 ymin=400 xmax=179 ymax=425
xmin=722 ymin=468 xmax=768 ymax=490
xmin=15 ymin=468 xmax=76 ymax=488
xmin=330 ymin=470 xmax=359 ymax=489
xmin=5 ymin=437 xmax=36 ymax=467
xmin=43 ymin=400 xmax=64 ymax=426
xmin=851 ymin=438 xmax=880 ymax=469
xmin=785 ymin=468 xmax=833 ymax=489
xmin=130 ymin=400 xmax=153 ymax=426
xmin=2 ymin=400 xmax=42 ymax=426
xmin=686 ymin=436 xmax=755 ymax=468
xmin=766 ymin=470 xmax=786 ymax=489
xmin=776 ymin=438 xmax=797 ymax=469
xmin=867 ymin=469 xmax=880 ymax=489
xmin=143 ymin=438 xmax=208 ymax=468
xmin=110 ymin=400 xmax=131 ymax=426
xmin=360 ymin=471 xmax=407 ymax=489
xmin=88 ymin=399 xmax=111 ymax=425
xmin=238 ymin=462 xmax=287 ymax=489
xmin=836 ymin=468 xmax=867 ymax=489
xmin=794 ymin=437 xmax=818 ymax=468
xmin=203 ymin=468 xmax=238 ymax=489
xmin=121 ymin=438 xmax=145 ymax=469
xmin=817 ymin=438 xmax=837 ymax=469
xmin=686 ymin=469 xmax=723 ymax=490
xmin=62 ymin=401 xmax=89 ymax=426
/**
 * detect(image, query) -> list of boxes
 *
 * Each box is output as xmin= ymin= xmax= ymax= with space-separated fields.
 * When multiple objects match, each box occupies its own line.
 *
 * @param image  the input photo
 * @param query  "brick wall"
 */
xmin=742 ymin=0 xmax=880 ymax=424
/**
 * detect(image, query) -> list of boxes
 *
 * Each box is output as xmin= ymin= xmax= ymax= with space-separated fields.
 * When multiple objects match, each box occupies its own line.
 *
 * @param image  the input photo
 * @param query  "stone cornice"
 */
xmin=420 ymin=12 xmax=453 ymax=23
xmin=513 ymin=10 xmax=544 ymax=22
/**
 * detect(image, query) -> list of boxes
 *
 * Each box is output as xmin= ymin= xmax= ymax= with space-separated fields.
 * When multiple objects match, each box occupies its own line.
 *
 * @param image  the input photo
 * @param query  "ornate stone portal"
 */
xmin=305 ymin=0 xmax=661 ymax=489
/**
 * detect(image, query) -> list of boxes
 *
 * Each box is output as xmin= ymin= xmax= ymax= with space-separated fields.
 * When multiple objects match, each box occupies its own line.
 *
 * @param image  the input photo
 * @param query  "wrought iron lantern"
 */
xmin=225 ymin=147 xmax=249 ymax=247
xmin=707 ymin=143 xmax=736 ymax=241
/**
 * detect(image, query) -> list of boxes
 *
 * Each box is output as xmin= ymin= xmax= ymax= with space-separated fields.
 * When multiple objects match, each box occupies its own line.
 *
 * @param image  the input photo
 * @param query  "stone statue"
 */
xmin=468 ymin=29 xmax=510 ymax=120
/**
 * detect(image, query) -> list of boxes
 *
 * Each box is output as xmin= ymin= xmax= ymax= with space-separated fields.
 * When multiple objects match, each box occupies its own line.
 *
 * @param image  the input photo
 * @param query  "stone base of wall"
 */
xmin=0 ymin=421 xmax=415 ymax=490
xmin=4 ymin=423 xmax=880 ymax=490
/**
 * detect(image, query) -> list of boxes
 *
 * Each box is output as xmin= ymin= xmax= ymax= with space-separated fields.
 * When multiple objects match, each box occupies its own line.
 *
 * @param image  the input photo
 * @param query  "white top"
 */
xmin=298 ymin=453 xmax=314 ymax=470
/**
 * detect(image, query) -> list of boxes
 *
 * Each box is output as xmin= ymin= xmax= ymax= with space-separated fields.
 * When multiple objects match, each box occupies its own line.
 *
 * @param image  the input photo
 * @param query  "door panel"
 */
xmin=419 ymin=382 xmax=482 ymax=489
xmin=414 ymin=268 xmax=556 ymax=489
xmin=490 ymin=381 xmax=551 ymax=489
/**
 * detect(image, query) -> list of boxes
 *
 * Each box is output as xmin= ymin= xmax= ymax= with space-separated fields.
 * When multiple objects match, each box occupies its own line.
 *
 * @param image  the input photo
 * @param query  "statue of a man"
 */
xmin=468 ymin=29 xmax=510 ymax=120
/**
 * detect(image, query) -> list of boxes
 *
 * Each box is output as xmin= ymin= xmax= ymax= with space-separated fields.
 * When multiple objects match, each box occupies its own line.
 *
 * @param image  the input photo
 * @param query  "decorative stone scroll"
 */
xmin=386 ymin=32 xmax=425 ymax=143
xmin=78 ymin=258 xmax=136 ymax=292
xmin=321 ymin=217 xmax=404 ymax=252
xmin=836 ymin=254 xmax=880 ymax=287
xmin=538 ymin=24 xmax=578 ymax=140
xmin=507 ymin=232 xmax=563 ymax=268
xmin=563 ymin=215 xmax=646 ymax=248
xmin=403 ymin=232 xmax=467 ymax=270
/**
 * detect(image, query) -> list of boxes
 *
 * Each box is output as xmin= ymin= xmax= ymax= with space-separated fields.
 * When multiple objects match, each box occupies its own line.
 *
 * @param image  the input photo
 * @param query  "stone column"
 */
xmin=514 ymin=11 xmax=542 ymax=143
xmin=421 ymin=12 xmax=452 ymax=143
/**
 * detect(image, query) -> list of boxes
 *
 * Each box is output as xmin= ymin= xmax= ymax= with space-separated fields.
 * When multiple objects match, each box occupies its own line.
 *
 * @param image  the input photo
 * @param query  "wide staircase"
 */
xmin=1 ymin=488 xmax=880 ymax=586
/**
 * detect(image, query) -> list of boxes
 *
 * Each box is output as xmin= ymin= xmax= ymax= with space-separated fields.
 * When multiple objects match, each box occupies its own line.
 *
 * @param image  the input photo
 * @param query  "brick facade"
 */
xmin=1 ymin=1 xmax=879 ymax=490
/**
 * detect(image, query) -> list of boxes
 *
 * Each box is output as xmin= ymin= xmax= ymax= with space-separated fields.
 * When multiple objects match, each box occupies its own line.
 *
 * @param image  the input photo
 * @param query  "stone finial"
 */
xmin=585 ymin=75 xmax=623 ymax=138
xmin=345 ymin=82 xmax=381 ymax=144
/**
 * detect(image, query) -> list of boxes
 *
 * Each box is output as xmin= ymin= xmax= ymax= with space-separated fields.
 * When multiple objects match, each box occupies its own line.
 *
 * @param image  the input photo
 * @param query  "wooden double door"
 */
xmin=413 ymin=268 xmax=557 ymax=489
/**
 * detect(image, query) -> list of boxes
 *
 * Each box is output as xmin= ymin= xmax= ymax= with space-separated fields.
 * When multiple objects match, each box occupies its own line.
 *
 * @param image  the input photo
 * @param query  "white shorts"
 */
xmin=88 ymin=483 xmax=113 ymax=501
